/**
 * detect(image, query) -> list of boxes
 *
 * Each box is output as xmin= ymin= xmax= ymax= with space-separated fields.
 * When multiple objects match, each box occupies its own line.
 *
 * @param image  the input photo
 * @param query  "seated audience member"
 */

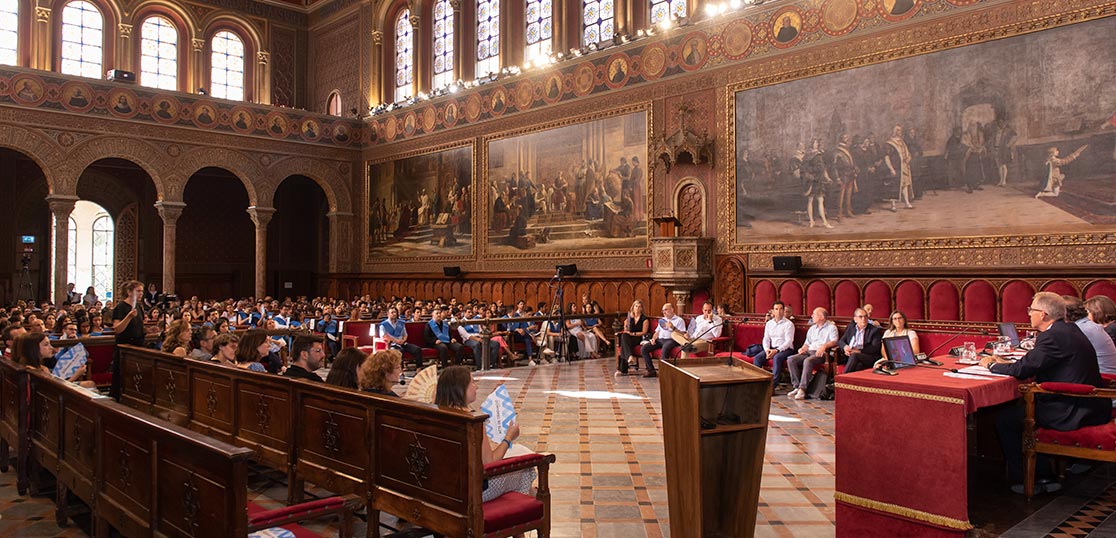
xmin=359 ymin=349 xmax=403 ymax=397
xmin=82 ymin=286 xmax=98 ymax=308
xmin=862 ymin=303 xmax=881 ymax=327
xmin=981 ymin=292 xmax=1111 ymax=494
xmin=881 ymin=310 xmax=920 ymax=360
xmin=65 ymin=283 xmax=81 ymax=305
xmin=284 ymin=335 xmax=326 ymax=381
xmin=77 ymin=319 xmax=92 ymax=337
xmin=640 ymin=303 xmax=687 ymax=379
xmin=162 ymin=319 xmax=192 ymax=357
xmin=325 ymin=347 xmax=366 ymax=389
xmin=682 ymin=301 xmax=723 ymax=357
xmin=786 ymin=308 xmax=839 ymax=400
xmin=1064 ymin=295 xmax=1116 ymax=374
xmin=425 ymin=308 xmax=464 ymax=367
xmin=506 ymin=300 xmax=535 ymax=360
xmin=380 ymin=306 xmax=424 ymax=368
xmin=189 ymin=326 xmax=217 ymax=361
xmin=1085 ymin=295 xmax=1116 ymax=346
xmin=210 ymin=333 xmax=239 ymax=366
xmin=538 ymin=309 xmax=563 ymax=364
xmin=586 ymin=302 xmax=612 ymax=351
xmin=435 ymin=365 xmax=535 ymax=503
xmin=837 ymin=308 xmax=883 ymax=373
xmin=14 ymin=332 xmax=94 ymax=388
xmin=316 ymin=313 xmax=340 ymax=357
xmin=750 ymin=301 xmax=795 ymax=385
xmin=616 ymin=300 xmax=650 ymax=376
xmin=57 ymin=320 xmax=79 ymax=341
xmin=234 ymin=329 xmax=269 ymax=373
xmin=457 ymin=306 xmax=501 ymax=366
xmin=565 ymin=303 xmax=598 ymax=360
xmin=214 ymin=317 xmax=231 ymax=335
xmin=716 ymin=303 xmax=732 ymax=318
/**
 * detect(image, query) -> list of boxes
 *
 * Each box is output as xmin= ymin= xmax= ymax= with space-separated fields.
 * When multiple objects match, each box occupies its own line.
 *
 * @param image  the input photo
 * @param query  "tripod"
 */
xmin=17 ymin=261 xmax=34 ymax=303
xmin=536 ymin=273 xmax=570 ymax=363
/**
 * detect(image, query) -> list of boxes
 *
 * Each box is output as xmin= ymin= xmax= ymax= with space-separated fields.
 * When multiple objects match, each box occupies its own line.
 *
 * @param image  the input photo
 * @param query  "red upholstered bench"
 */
xmin=247 ymin=495 xmax=362 ymax=537
xmin=51 ymin=337 xmax=115 ymax=387
xmin=482 ymin=453 xmax=555 ymax=536
xmin=1021 ymin=382 xmax=1116 ymax=497
xmin=340 ymin=320 xmax=376 ymax=348
xmin=713 ymin=322 xmax=766 ymax=359
xmin=404 ymin=321 xmax=474 ymax=364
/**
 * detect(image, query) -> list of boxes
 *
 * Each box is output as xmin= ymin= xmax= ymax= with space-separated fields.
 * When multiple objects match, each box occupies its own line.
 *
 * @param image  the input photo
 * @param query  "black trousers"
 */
xmin=617 ymin=334 xmax=643 ymax=373
xmin=640 ymin=340 xmax=679 ymax=373
xmin=392 ymin=342 xmax=424 ymax=368
xmin=432 ymin=342 xmax=464 ymax=366
xmin=843 ymin=352 xmax=880 ymax=374
xmin=996 ymin=402 xmax=1053 ymax=483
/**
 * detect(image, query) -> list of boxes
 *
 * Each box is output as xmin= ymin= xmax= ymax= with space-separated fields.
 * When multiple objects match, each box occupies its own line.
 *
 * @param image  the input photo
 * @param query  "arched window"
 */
xmin=327 ymin=91 xmax=341 ymax=116
xmin=650 ymin=0 xmax=686 ymax=25
xmin=524 ymin=0 xmax=551 ymax=63
xmin=91 ymin=214 xmax=113 ymax=298
xmin=476 ymin=0 xmax=498 ymax=76
xmin=583 ymin=0 xmax=614 ymax=45
xmin=139 ymin=16 xmax=178 ymax=90
xmin=431 ymin=0 xmax=454 ymax=89
xmin=0 ymin=0 xmax=18 ymax=66
xmin=60 ymin=1 xmax=104 ymax=78
xmin=393 ymin=9 xmax=413 ymax=102
xmin=67 ymin=217 xmax=77 ymax=286
xmin=210 ymin=31 xmax=245 ymax=101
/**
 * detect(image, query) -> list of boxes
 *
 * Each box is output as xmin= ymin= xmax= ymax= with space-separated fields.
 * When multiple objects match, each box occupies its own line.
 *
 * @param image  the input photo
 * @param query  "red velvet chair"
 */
xmin=833 ymin=280 xmax=861 ymax=319
xmin=754 ymin=280 xmax=777 ymax=312
xmin=863 ymin=280 xmax=892 ymax=320
xmin=1041 ymin=280 xmax=1078 ymax=298
xmin=963 ymin=280 xmax=997 ymax=322
xmin=928 ymin=280 xmax=961 ymax=321
xmin=1001 ymin=280 xmax=1037 ymax=324
xmin=247 ymin=495 xmax=363 ymax=537
xmin=1020 ymin=382 xmax=1116 ymax=498
xmin=805 ymin=281 xmax=832 ymax=316
xmin=894 ymin=280 xmax=925 ymax=320
xmin=482 ymin=453 xmax=556 ymax=537
xmin=779 ymin=280 xmax=804 ymax=319
xmin=1085 ymin=280 xmax=1116 ymax=300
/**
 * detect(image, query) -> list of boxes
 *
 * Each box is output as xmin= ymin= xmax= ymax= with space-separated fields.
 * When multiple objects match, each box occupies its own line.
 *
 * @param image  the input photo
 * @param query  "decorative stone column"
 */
xmin=117 ymin=24 xmax=133 ymax=71
xmin=257 ymin=51 xmax=271 ymax=105
xmin=46 ymin=195 xmax=78 ymax=306
xmin=191 ymin=38 xmax=205 ymax=95
xmin=326 ymin=211 xmax=354 ymax=273
xmin=246 ymin=206 xmax=276 ymax=299
xmin=650 ymin=237 xmax=714 ymax=315
xmin=155 ymin=201 xmax=185 ymax=295
xmin=33 ymin=7 xmax=51 ymax=71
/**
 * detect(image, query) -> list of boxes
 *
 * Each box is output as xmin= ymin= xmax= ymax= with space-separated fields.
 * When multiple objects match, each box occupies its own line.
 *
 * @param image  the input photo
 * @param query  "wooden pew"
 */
xmin=0 ymin=356 xmax=28 ymax=493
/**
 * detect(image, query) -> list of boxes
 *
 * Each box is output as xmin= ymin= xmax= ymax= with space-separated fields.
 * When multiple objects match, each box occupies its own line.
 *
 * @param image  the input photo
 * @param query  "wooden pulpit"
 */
xmin=653 ymin=215 xmax=682 ymax=237
xmin=660 ymin=357 xmax=773 ymax=537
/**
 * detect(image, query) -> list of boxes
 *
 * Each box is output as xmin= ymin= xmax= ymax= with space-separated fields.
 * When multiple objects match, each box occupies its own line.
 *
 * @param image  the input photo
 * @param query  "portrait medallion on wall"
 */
xmin=822 ymin=0 xmax=859 ymax=36
xmin=367 ymin=144 xmax=474 ymax=260
xmin=678 ymin=34 xmax=708 ymax=71
xmin=880 ymin=0 xmax=919 ymax=20
xmin=106 ymin=89 xmax=138 ymax=119
xmin=486 ymin=109 xmax=649 ymax=256
xmin=720 ymin=20 xmax=753 ymax=60
xmin=732 ymin=16 xmax=1116 ymax=247
xmin=489 ymin=86 xmax=508 ymax=116
xmin=573 ymin=62 xmax=596 ymax=96
xmin=191 ymin=101 xmax=219 ymax=129
xmin=444 ymin=100 xmax=460 ymax=127
xmin=542 ymin=73 xmax=563 ymax=104
xmin=9 ymin=75 xmax=45 ymax=106
xmin=402 ymin=111 xmax=417 ymax=137
xmin=264 ymin=111 xmax=290 ymax=138
xmin=514 ymin=80 xmax=533 ymax=111
xmin=331 ymin=121 xmax=353 ymax=144
xmin=59 ymin=81 xmax=94 ymax=113
xmin=383 ymin=116 xmax=398 ymax=141
xmin=229 ymin=106 xmax=255 ymax=134
xmin=771 ymin=9 xmax=803 ymax=48
xmin=464 ymin=93 xmax=482 ymax=122
xmin=150 ymin=96 xmax=181 ymax=124
xmin=300 ymin=118 xmax=322 ymax=141
xmin=640 ymin=43 xmax=668 ymax=80
xmin=604 ymin=54 xmax=631 ymax=89
xmin=421 ymin=107 xmax=437 ymax=133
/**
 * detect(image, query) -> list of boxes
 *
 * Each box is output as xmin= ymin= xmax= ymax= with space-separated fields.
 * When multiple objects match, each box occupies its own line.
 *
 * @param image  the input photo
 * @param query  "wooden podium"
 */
xmin=660 ymin=357 xmax=773 ymax=537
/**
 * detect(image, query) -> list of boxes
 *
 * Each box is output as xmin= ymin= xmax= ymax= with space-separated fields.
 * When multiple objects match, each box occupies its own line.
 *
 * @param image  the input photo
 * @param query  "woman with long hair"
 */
xmin=326 ymin=347 xmax=365 ymax=389
xmin=358 ymin=349 xmax=402 ymax=396
xmin=565 ymin=302 xmax=598 ymax=360
xmin=162 ymin=319 xmax=192 ymax=357
xmin=435 ymin=366 xmax=533 ymax=505
xmin=882 ymin=310 xmax=920 ymax=360
xmin=233 ymin=330 xmax=269 ymax=373
xmin=616 ymin=300 xmax=650 ymax=376
xmin=587 ymin=302 xmax=611 ymax=351
xmin=14 ymin=332 xmax=94 ymax=388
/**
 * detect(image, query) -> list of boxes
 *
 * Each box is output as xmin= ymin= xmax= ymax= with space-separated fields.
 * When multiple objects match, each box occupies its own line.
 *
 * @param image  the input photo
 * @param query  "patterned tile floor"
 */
xmin=3 ymin=358 xmax=1111 ymax=537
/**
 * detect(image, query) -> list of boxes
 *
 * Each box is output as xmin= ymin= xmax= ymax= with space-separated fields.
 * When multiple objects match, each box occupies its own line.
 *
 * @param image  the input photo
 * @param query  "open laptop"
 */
xmin=998 ymin=322 xmax=1021 ymax=347
xmin=883 ymin=336 xmax=918 ymax=369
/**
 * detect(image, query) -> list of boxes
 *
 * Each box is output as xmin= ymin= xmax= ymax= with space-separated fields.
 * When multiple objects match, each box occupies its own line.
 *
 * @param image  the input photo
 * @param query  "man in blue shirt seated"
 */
xmin=506 ymin=300 xmax=535 ymax=360
xmin=381 ymin=306 xmax=423 ymax=368
xmin=424 ymin=307 xmax=464 ymax=366
xmin=457 ymin=306 xmax=500 ymax=367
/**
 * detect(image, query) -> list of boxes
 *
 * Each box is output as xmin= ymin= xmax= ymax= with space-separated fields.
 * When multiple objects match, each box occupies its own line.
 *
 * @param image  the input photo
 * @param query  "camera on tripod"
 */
xmin=20 ymin=253 xmax=31 ymax=269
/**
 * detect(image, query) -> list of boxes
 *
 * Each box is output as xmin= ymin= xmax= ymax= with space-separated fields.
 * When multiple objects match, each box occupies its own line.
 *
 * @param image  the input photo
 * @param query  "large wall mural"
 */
xmin=486 ymin=110 xmax=648 ymax=254
xmin=367 ymin=145 xmax=474 ymax=259
xmin=733 ymin=15 xmax=1116 ymax=245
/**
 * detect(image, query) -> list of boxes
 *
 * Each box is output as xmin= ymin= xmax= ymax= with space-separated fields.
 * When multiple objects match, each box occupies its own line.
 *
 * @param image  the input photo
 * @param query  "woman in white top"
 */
xmin=882 ymin=310 xmax=919 ymax=359
xmin=565 ymin=302 xmax=598 ymax=359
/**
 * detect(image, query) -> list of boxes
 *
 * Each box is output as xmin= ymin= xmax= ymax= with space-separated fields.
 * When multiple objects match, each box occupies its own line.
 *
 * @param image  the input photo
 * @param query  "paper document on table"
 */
xmin=944 ymin=372 xmax=996 ymax=381
xmin=956 ymin=365 xmax=1011 ymax=378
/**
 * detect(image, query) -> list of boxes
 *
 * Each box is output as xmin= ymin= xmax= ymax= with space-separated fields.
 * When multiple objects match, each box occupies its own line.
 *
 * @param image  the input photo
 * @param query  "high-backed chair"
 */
xmin=1020 ymin=382 xmax=1116 ymax=497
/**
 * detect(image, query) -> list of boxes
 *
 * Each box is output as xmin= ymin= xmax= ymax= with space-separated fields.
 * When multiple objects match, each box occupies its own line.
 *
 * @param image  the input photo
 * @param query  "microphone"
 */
xmin=925 ymin=325 xmax=991 ymax=358
xmin=681 ymin=318 xmax=735 ymax=353
xmin=872 ymin=358 xmax=960 ymax=375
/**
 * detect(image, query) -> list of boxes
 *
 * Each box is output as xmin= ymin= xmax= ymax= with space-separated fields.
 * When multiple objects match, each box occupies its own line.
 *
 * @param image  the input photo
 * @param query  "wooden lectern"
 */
xmin=653 ymin=215 xmax=682 ymax=237
xmin=660 ymin=357 xmax=773 ymax=537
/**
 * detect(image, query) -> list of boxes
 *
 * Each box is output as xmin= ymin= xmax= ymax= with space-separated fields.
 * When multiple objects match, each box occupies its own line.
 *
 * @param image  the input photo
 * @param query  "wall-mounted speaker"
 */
xmin=443 ymin=266 xmax=462 ymax=278
xmin=106 ymin=69 xmax=136 ymax=83
xmin=555 ymin=264 xmax=578 ymax=277
xmin=772 ymin=256 xmax=802 ymax=272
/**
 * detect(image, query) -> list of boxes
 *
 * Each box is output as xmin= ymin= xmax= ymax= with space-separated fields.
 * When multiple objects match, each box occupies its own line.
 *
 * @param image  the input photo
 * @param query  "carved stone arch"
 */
xmin=672 ymin=177 xmax=706 ymax=237
xmin=198 ymin=13 xmax=264 ymax=50
xmin=128 ymin=0 xmax=201 ymax=37
xmin=60 ymin=136 xmax=168 ymax=199
xmin=0 ymin=125 xmax=63 ymax=193
xmin=51 ymin=0 xmax=123 ymax=26
xmin=175 ymin=147 xmax=262 ymax=206
xmin=268 ymin=156 xmax=349 ymax=213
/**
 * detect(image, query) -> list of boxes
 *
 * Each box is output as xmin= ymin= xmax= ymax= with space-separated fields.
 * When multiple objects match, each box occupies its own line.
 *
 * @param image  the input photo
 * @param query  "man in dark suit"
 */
xmin=981 ymin=292 xmax=1111 ymax=493
xmin=837 ymin=308 xmax=883 ymax=373
xmin=282 ymin=335 xmax=325 ymax=382
xmin=424 ymin=307 xmax=463 ymax=366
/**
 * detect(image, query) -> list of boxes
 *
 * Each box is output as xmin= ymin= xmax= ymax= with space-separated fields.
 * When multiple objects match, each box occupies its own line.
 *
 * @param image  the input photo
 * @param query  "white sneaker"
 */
xmin=528 ymin=360 xmax=537 ymax=367
xmin=787 ymin=388 xmax=800 ymax=399
xmin=794 ymin=391 xmax=807 ymax=400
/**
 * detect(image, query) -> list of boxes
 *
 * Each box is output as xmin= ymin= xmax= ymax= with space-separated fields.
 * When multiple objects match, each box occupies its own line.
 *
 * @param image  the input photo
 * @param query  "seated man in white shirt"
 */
xmin=749 ymin=301 xmax=795 ymax=385
xmin=679 ymin=301 xmax=723 ymax=358
xmin=640 ymin=303 xmax=687 ymax=378
xmin=787 ymin=307 xmax=839 ymax=400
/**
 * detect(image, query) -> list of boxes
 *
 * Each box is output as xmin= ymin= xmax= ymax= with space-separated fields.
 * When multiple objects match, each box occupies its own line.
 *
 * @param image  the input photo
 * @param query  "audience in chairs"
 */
xmin=616 ymin=300 xmax=650 ymax=376
xmin=425 ymin=307 xmax=464 ymax=366
xmin=233 ymin=330 xmax=269 ymax=373
xmin=1084 ymin=295 xmax=1116 ymax=348
xmin=162 ymin=319 xmax=192 ymax=357
xmin=750 ymin=301 xmax=795 ymax=386
xmin=786 ymin=308 xmax=839 ymax=400
xmin=836 ymin=308 xmax=883 ymax=373
xmin=211 ymin=333 xmax=239 ymax=367
xmin=325 ymin=347 xmax=365 ymax=389
xmin=380 ymin=306 xmax=424 ymax=368
xmin=283 ymin=335 xmax=325 ymax=381
xmin=1063 ymin=295 xmax=1116 ymax=374
xmin=639 ymin=303 xmax=686 ymax=379
xmin=359 ymin=349 xmax=402 ymax=397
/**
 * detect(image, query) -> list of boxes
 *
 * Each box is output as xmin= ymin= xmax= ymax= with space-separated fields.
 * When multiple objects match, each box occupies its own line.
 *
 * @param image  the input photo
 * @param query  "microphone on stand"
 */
xmin=925 ymin=325 xmax=991 ymax=358
xmin=872 ymin=358 xmax=961 ymax=376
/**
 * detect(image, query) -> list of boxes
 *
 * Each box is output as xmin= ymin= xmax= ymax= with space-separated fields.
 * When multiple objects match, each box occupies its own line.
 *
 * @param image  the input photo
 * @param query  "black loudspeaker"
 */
xmin=443 ymin=266 xmax=462 ymax=277
xmin=106 ymin=69 xmax=136 ymax=83
xmin=772 ymin=256 xmax=802 ymax=271
xmin=555 ymin=264 xmax=578 ymax=277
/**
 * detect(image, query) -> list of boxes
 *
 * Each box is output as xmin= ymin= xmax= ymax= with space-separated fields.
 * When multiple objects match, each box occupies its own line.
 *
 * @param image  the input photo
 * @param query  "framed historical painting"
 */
xmin=483 ymin=105 xmax=651 ymax=258
xmin=731 ymin=15 xmax=1116 ymax=250
xmin=367 ymin=142 xmax=475 ymax=261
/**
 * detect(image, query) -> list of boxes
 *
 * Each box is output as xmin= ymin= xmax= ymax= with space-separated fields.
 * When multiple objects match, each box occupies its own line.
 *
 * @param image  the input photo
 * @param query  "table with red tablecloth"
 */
xmin=834 ymin=359 xmax=1020 ymax=537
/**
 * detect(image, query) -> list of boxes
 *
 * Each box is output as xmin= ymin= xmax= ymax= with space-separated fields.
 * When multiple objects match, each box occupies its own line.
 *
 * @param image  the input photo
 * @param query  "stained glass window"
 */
xmin=432 ymin=0 xmax=455 ymax=89
xmin=583 ymin=0 xmax=614 ymax=46
xmin=60 ymin=1 xmax=103 ymax=79
xmin=91 ymin=215 xmax=113 ymax=298
xmin=210 ymin=31 xmax=245 ymax=101
xmin=524 ymin=0 xmax=551 ymax=63
xmin=394 ymin=9 xmax=413 ymax=102
xmin=140 ymin=16 xmax=178 ymax=90
xmin=476 ymin=0 xmax=499 ymax=76
xmin=0 ymin=0 xmax=18 ymax=66
xmin=650 ymin=0 xmax=687 ymax=25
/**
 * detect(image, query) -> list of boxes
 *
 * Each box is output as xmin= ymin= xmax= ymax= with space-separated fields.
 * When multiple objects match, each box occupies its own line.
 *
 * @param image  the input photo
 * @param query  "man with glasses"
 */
xmin=640 ymin=303 xmax=687 ymax=378
xmin=981 ymin=292 xmax=1110 ymax=494
xmin=837 ymin=307 xmax=883 ymax=373
xmin=189 ymin=326 xmax=217 ymax=361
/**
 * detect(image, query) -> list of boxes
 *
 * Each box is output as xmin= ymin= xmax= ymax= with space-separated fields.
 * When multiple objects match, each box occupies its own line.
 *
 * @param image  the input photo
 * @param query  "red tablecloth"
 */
xmin=834 ymin=359 xmax=1019 ymax=537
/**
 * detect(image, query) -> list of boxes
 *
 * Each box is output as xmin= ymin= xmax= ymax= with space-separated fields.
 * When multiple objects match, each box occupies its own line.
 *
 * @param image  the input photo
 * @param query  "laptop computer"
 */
xmin=883 ymin=336 xmax=918 ymax=369
xmin=998 ymin=322 xmax=1020 ymax=347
